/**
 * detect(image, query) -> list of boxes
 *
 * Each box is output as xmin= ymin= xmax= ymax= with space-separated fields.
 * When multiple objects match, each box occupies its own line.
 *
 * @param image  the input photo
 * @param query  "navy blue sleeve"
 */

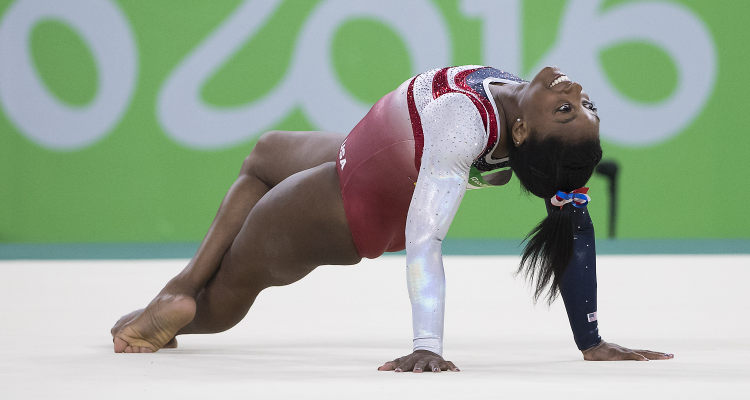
xmin=547 ymin=203 xmax=602 ymax=351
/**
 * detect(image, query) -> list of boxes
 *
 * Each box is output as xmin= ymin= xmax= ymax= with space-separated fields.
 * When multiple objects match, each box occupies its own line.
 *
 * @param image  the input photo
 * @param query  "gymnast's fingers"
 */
xmin=413 ymin=359 xmax=428 ymax=373
xmin=442 ymin=360 xmax=460 ymax=371
xmin=633 ymin=350 xmax=674 ymax=360
xmin=428 ymin=360 xmax=441 ymax=372
xmin=377 ymin=361 xmax=397 ymax=371
xmin=624 ymin=350 xmax=649 ymax=361
xmin=395 ymin=356 xmax=417 ymax=372
xmin=378 ymin=355 xmax=406 ymax=371
xmin=606 ymin=346 xmax=647 ymax=361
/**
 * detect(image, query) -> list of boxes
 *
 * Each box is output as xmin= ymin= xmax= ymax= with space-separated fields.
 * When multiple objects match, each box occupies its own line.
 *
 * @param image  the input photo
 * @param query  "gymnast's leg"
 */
xmin=178 ymin=162 xmax=361 ymax=334
xmin=111 ymin=131 xmax=346 ymax=353
xmin=114 ymin=162 xmax=359 ymax=350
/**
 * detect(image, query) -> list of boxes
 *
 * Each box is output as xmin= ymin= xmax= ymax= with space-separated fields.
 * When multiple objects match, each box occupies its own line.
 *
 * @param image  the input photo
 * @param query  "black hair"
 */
xmin=508 ymin=133 xmax=602 ymax=304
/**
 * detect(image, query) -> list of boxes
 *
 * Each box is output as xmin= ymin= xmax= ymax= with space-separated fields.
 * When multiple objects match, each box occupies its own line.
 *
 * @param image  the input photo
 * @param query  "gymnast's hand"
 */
xmin=582 ymin=340 xmax=674 ymax=361
xmin=378 ymin=350 xmax=460 ymax=372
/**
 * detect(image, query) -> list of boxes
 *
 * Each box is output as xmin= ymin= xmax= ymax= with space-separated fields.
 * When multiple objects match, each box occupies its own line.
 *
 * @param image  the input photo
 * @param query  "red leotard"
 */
xmin=336 ymin=66 xmax=524 ymax=258
xmin=336 ymin=81 xmax=417 ymax=258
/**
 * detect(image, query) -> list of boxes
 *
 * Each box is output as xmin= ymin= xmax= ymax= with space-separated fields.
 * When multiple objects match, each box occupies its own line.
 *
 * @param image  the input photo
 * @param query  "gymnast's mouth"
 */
xmin=549 ymin=74 xmax=571 ymax=88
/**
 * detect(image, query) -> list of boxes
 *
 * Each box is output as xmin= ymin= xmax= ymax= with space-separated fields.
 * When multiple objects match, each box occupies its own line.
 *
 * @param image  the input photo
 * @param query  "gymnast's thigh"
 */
xmin=215 ymin=161 xmax=361 ymax=290
xmin=244 ymin=130 xmax=346 ymax=188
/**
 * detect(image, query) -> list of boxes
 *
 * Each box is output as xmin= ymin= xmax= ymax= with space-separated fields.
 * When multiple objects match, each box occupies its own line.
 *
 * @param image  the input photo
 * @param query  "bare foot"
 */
xmin=111 ymin=308 xmax=143 ymax=336
xmin=112 ymin=294 xmax=196 ymax=353
xmin=111 ymin=309 xmax=179 ymax=348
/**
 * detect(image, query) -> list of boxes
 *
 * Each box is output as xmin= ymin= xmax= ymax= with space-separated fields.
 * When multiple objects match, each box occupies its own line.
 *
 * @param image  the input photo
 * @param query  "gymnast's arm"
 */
xmin=553 ymin=202 xmax=602 ymax=350
xmin=554 ymin=203 xmax=675 ymax=361
xmin=377 ymin=93 xmax=485 ymax=372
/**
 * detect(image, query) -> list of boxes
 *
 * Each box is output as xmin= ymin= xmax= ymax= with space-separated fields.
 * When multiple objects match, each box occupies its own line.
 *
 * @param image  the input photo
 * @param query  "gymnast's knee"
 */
xmin=238 ymin=130 xmax=291 ymax=181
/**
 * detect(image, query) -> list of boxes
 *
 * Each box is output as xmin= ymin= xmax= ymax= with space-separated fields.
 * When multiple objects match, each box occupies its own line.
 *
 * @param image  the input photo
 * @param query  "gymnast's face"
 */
xmin=514 ymin=66 xmax=600 ymax=144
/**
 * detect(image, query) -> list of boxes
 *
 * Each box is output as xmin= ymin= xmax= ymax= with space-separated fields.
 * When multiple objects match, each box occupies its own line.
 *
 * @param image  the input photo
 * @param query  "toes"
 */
xmin=125 ymin=345 xmax=153 ymax=353
xmin=114 ymin=336 xmax=156 ymax=353
xmin=113 ymin=336 xmax=129 ymax=353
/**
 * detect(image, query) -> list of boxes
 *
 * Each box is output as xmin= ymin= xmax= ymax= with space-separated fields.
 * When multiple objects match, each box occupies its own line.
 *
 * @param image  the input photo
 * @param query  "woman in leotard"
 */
xmin=111 ymin=66 xmax=673 ymax=372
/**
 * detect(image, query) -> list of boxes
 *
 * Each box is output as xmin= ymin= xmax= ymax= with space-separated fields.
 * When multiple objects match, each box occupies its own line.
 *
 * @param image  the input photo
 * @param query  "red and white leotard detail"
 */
xmin=407 ymin=65 xmax=524 ymax=175
xmin=402 ymin=66 xmax=525 ymax=354
xmin=337 ymin=66 xmax=526 ymax=355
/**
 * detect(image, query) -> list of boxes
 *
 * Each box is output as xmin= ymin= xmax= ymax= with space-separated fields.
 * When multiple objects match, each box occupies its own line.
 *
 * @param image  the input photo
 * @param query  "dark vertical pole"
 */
xmin=594 ymin=160 xmax=619 ymax=238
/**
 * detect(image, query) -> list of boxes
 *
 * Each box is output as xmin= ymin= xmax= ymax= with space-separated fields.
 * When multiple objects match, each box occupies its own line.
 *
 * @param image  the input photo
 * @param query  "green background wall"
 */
xmin=1 ymin=0 xmax=748 ymax=243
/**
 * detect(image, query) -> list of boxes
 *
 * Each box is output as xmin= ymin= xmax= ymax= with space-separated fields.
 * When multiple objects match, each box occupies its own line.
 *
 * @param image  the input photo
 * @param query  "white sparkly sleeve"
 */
xmin=406 ymin=93 xmax=486 ymax=355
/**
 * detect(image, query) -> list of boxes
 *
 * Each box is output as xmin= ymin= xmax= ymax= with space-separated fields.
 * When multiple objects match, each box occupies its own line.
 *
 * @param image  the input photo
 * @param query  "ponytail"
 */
xmin=508 ymin=135 xmax=602 ymax=304
xmin=518 ymin=204 xmax=575 ymax=303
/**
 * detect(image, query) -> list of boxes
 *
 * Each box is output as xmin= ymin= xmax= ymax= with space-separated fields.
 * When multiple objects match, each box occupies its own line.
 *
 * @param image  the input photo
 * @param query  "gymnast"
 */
xmin=111 ymin=65 xmax=673 ymax=372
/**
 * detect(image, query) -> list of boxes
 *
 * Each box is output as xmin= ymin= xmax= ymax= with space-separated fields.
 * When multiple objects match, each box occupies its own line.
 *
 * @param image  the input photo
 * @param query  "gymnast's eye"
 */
xmin=583 ymin=100 xmax=598 ymax=112
xmin=557 ymin=103 xmax=572 ymax=113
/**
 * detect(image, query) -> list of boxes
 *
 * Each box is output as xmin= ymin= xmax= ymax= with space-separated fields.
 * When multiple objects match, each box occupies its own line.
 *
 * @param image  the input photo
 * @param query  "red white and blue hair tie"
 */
xmin=550 ymin=187 xmax=590 ymax=209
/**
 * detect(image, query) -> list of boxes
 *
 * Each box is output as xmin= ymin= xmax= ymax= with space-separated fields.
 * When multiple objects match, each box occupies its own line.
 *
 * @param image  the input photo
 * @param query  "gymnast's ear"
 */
xmin=512 ymin=118 xmax=529 ymax=146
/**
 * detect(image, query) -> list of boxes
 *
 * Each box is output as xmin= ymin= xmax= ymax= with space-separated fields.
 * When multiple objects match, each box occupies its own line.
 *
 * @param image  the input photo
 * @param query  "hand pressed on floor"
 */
xmin=378 ymin=350 xmax=460 ymax=373
xmin=582 ymin=340 xmax=674 ymax=361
